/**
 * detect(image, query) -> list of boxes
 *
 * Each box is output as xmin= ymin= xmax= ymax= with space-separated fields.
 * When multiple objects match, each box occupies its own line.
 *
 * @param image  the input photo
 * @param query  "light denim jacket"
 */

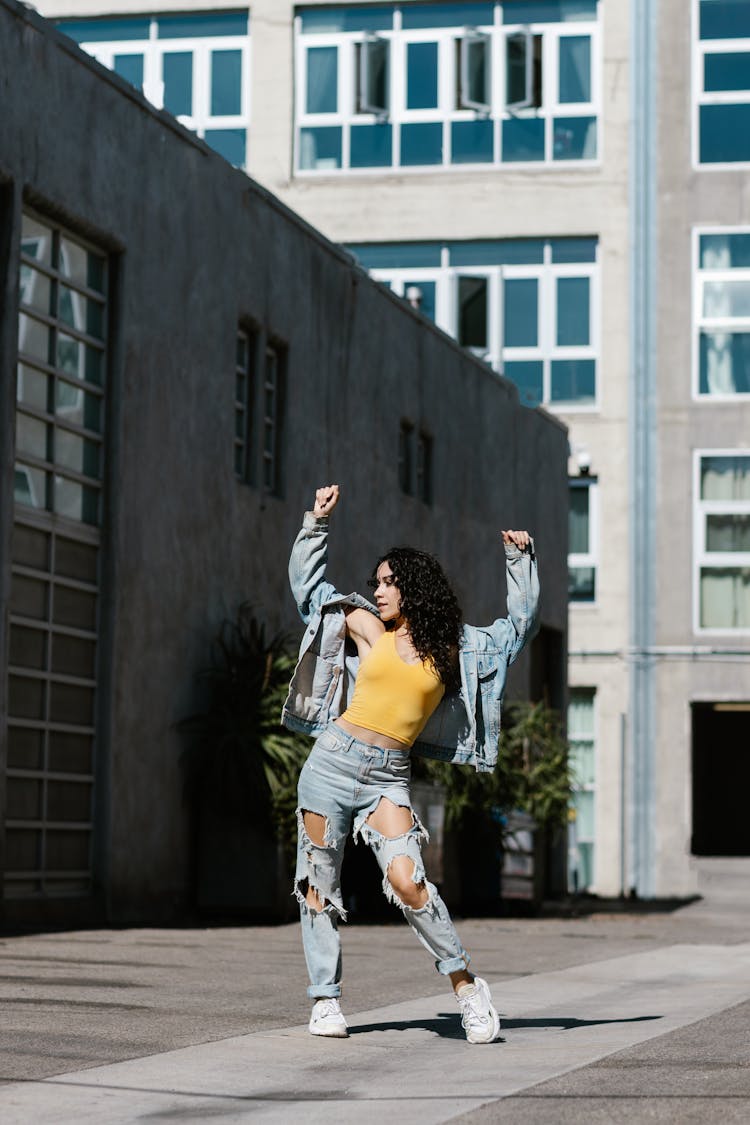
xmin=281 ymin=513 xmax=540 ymax=773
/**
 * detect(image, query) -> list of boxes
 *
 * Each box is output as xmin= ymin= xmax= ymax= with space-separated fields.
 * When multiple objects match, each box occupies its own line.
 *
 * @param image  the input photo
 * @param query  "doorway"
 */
xmin=692 ymin=703 xmax=750 ymax=856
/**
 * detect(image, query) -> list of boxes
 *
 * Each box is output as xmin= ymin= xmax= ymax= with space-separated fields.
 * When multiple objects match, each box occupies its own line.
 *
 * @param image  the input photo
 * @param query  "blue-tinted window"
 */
xmin=158 ymin=13 xmax=249 ymax=38
xmin=407 ymin=42 xmax=439 ymax=109
xmin=700 ymin=104 xmax=750 ymax=162
xmin=700 ymin=233 xmax=750 ymax=269
xmin=551 ymin=238 xmax=597 ymax=263
xmin=504 ymin=361 xmax=544 ymax=406
xmin=554 ymin=116 xmax=596 ymax=159
xmin=503 ymin=117 xmax=545 ymax=161
xmin=299 ymin=126 xmax=343 ymax=169
xmin=403 ymin=280 xmax=437 ymax=322
xmin=401 ymin=123 xmax=444 ymax=165
xmin=205 ymin=129 xmax=246 ymax=168
xmin=451 ymin=240 xmax=546 ymax=265
xmin=557 ymin=277 xmax=590 ymax=344
xmin=307 ymin=46 xmax=338 ymax=113
xmin=402 ymin=3 xmax=493 ymax=29
xmin=700 ymin=332 xmax=750 ymax=394
xmin=504 ymin=279 xmax=538 ymax=346
xmin=451 ymin=120 xmax=494 ymax=163
xmin=163 ymin=53 xmax=193 ymax=117
xmin=502 ymin=1 xmax=598 ymax=23
xmin=59 ymin=18 xmax=150 ymax=43
xmin=351 ymin=124 xmax=393 ymax=167
xmin=704 ymin=51 xmax=750 ymax=92
xmin=299 ymin=8 xmax=393 ymax=33
xmin=551 ymin=359 xmax=595 ymax=402
xmin=700 ymin=1 xmax=750 ymax=40
xmin=559 ymin=36 xmax=591 ymax=101
xmin=113 ymin=54 xmax=144 ymax=89
xmin=211 ymin=51 xmax=242 ymax=116
xmin=349 ymin=244 xmax=442 ymax=268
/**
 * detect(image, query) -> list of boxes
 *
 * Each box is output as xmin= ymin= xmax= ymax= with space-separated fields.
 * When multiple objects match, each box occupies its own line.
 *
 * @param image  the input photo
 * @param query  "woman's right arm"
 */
xmin=288 ymin=485 xmax=342 ymax=624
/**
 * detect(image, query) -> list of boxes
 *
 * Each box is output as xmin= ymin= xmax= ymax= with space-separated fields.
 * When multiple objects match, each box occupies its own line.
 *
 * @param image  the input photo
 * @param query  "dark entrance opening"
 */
xmin=692 ymin=702 xmax=750 ymax=856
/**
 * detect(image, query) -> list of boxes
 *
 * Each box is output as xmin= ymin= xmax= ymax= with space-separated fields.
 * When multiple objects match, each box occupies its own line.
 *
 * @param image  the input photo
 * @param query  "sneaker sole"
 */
xmin=308 ymin=1022 xmax=349 ymax=1038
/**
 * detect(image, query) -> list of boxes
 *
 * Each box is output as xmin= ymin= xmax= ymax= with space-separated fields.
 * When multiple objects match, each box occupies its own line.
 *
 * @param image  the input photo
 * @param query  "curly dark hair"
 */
xmin=372 ymin=547 xmax=463 ymax=691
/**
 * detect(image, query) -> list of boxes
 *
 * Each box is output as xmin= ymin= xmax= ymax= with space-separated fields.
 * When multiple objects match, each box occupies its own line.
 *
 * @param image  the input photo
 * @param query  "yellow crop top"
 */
xmin=341 ymin=630 xmax=445 ymax=747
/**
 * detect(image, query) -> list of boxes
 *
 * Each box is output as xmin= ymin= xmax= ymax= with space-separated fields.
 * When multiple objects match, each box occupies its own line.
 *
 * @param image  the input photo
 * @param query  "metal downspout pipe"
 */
xmin=628 ymin=0 xmax=659 ymax=897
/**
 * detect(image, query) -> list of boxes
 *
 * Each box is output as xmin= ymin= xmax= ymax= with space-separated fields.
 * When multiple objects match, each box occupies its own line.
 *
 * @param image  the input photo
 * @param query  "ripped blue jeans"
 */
xmin=295 ymin=722 xmax=470 ymax=1000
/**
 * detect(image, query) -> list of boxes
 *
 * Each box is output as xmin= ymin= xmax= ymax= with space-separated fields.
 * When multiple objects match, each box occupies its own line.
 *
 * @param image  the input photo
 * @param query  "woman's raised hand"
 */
xmin=313 ymin=484 xmax=340 ymax=518
xmin=501 ymin=528 xmax=531 ymax=550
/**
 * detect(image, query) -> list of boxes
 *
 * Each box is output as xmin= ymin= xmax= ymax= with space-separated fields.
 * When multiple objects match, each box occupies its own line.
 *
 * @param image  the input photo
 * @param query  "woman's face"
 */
xmin=373 ymin=561 xmax=402 ymax=623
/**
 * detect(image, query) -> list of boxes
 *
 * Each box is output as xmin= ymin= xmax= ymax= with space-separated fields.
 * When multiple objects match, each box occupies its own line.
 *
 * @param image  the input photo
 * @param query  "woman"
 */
xmin=282 ymin=485 xmax=537 ymax=1044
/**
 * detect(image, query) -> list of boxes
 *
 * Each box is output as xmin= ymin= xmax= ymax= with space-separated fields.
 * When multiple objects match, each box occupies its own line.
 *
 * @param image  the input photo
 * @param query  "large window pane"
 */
xmin=502 ymin=117 xmax=545 ymax=161
xmin=504 ymin=279 xmax=538 ymax=346
xmin=700 ymin=233 xmax=750 ymax=269
xmin=504 ymin=360 xmax=543 ymax=406
xmin=451 ymin=120 xmax=493 ymax=163
xmin=205 ymin=129 xmax=246 ymax=167
xmin=701 ymin=456 xmax=750 ymax=500
xmin=158 ymin=13 xmax=249 ymax=38
xmin=704 ymin=51 xmax=750 ymax=91
xmin=307 ymin=46 xmax=338 ymax=113
xmin=350 ymin=123 xmax=392 ymax=167
xmin=400 ymin=122 xmax=443 ymax=164
xmin=60 ymin=18 xmax=150 ymax=43
xmin=707 ymin=514 xmax=750 ymax=551
xmin=699 ymin=331 xmax=750 ymax=394
xmin=559 ymin=36 xmax=591 ymax=102
xmin=700 ymin=104 xmax=750 ymax=163
xmin=458 ymin=276 xmax=488 ymax=348
xmin=551 ymin=359 xmax=596 ymax=403
xmin=403 ymin=3 xmax=493 ymax=29
xmin=300 ymin=8 xmax=393 ymax=34
xmin=700 ymin=568 xmax=750 ymax=628
xmin=553 ymin=116 xmax=597 ymax=159
xmin=703 ymin=279 xmax=750 ymax=319
xmin=299 ymin=126 xmax=342 ymax=170
xmin=569 ymin=485 xmax=590 ymax=553
xmin=557 ymin=276 xmax=590 ymax=344
xmin=211 ymin=50 xmax=242 ymax=116
xmin=502 ymin=1 xmax=598 ymax=22
xmin=113 ymin=54 xmax=144 ymax=90
xmin=407 ymin=42 xmax=438 ymax=109
xmin=700 ymin=1 xmax=750 ymax=40
xmin=163 ymin=52 xmax=193 ymax=117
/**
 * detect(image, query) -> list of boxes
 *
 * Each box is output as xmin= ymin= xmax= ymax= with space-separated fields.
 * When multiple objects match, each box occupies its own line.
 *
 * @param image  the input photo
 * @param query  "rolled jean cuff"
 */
xmin=307 ymin=983 xmax=342 ymax=999
xmin=435 ymin=952 xmax=471 ymax=975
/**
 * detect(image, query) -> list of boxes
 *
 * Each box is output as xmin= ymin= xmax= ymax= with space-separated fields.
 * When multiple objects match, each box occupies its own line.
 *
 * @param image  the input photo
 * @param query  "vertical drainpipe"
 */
xmin=629 ymin=0 xmax=658 ymax=897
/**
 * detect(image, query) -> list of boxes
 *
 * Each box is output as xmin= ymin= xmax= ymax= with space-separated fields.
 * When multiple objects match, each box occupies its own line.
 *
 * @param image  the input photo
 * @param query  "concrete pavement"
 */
xmin=1 ymin=883 xmax=749 ymax=1122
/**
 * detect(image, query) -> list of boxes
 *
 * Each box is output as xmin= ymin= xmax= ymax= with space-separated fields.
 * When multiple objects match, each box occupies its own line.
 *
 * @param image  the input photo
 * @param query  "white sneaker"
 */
xmin=309 ymin=998 xmax=349 ymax=1038
xmin=455 ymin=977 xmax=502 ymax=1044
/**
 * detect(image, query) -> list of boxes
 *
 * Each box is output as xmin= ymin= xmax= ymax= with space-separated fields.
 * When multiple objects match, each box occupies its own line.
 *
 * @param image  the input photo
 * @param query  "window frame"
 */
xmin=568 ymin=476 xmax=598 ymax=605
xmin=65 ymin=19 xmax=252 ymax=167
xmin=693 ymin=447 xmax=750 ymax=635
xmin=368 ymin=238 xmax=599 ymax=411
xmin=692 ymin=0 xmax=750 ymax=170
xmin=294 ymin=3 xmax=601 ymax=175
xmin=692 ymin=224 xmax=750 ymax=401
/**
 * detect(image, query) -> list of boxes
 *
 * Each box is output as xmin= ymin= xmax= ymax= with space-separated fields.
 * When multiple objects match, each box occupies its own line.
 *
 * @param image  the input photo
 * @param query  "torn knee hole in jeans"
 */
xmin=382 ymin=853 xmax=431 ymax=910
xmin=297 ymin=807 xmax=338 ymax=850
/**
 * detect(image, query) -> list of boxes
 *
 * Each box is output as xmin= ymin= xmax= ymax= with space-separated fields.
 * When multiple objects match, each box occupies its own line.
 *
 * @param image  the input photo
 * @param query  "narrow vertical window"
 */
xmin=398 ymin=420 xmax=414 ymax=495
xmin=234 ymin=328 xmax=254 ymax=481
xmin=416 ymin=431 xmax=433 ymax=504
xmin=262 ymin=343 xmax=285 ymax=496
xmin=568 ymin=688 xmax=596 ymax=893
xmin=569 ymin=478 xmax=597 ymax=601
xmin=696 ymin=453 xmax=750 ymax=630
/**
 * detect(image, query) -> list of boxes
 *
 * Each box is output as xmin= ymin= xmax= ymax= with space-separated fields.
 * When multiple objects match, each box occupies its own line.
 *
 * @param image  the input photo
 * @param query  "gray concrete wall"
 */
xmin=0 ymin=0 xmax=568 ymax=922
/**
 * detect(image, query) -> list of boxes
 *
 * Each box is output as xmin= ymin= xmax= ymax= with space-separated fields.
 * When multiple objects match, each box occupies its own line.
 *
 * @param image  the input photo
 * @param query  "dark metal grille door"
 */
xmin=5 ymin=213 xmax=107 ymax=900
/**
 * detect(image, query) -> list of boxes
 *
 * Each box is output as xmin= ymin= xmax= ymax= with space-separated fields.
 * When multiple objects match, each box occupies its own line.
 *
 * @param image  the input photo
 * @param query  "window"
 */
xmin=59 ymin=12 xmax=251 ymax=169
xmin=262 ymin=343 xmax=285 ymax=496
xmin=695 ymin=229 xmax=750 ymax=396
xmin=695 ymin=0 xmax=750 ymax=165
xmin=568 ymin=688 xmax=595 ymax=892
xmin=234 ymin=328 xmax=256 ymax=481
xmin=398 ymin=420 xmax=414 ymax=494
xmin=416 ymin=430 xmax=433 ymax=503
xmin=7 ymin=212 xmax=108 ymax=900
xmin=695 ymin=452 xmax=750 ymax=630
xmin=569 ymin=478 xmax=597 ymax=601
xmin=350 ymin=236 xmax=598 ymax=408
xmin=295 ymin=2 xmax=600 ymax=173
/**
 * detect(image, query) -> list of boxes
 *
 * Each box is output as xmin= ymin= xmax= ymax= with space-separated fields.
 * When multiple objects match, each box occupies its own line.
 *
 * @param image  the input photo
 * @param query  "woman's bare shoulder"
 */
xmin=345 ymin=606 xmax=385 ymax=644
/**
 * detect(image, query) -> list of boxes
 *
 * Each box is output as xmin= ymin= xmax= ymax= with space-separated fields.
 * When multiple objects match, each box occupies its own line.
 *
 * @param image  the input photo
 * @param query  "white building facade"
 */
xmin=36 ymin=0 xmax=750 ymax=899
